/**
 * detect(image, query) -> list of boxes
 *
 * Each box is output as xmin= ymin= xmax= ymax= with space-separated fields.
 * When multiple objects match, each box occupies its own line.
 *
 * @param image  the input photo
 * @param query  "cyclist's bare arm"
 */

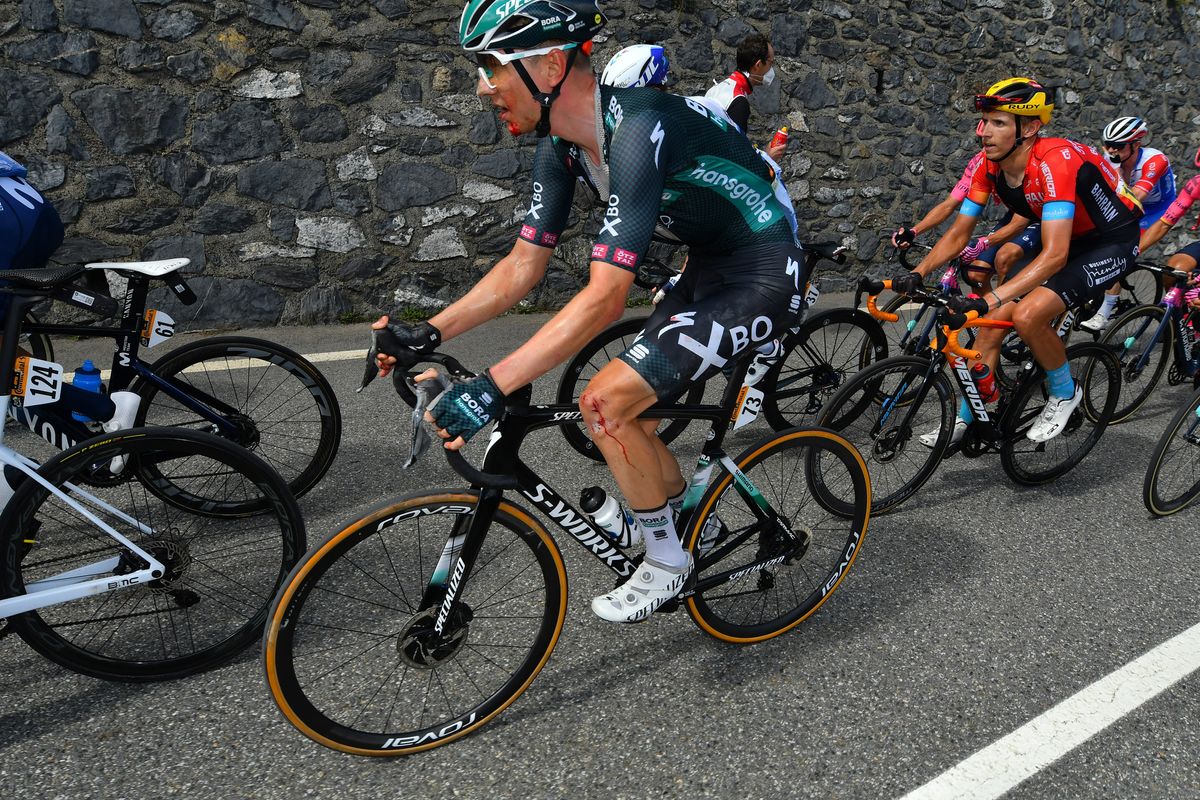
xmin=985 ymin=213 xmax=1034 ymax=249
xmin=429 ymin=239 xmax=555 ymax=340
xmin=992 ymin=217 xmax=1071 ymax=304
xmin=1139 ymin=217 xmax=1172 ymax=253
xmin=910 ymin=192 xmax=962 ymax=235
xmin=489 ymin=260 xmax=635 ymax=393
xmin=912 ymin=212 xmax=977 ymax=277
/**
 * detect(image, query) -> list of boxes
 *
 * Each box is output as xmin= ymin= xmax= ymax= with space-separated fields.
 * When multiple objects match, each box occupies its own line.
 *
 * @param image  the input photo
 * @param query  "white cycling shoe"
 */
xmin=1027 ymin=385 xmax=1083 ymax=442
xmin=919 ymin=418 xmax=967 ymax=448
xmin=1080 ymin=312 xmax=1111 ymax=333
xmin=591 ymin=555 xmax=692 ymax=623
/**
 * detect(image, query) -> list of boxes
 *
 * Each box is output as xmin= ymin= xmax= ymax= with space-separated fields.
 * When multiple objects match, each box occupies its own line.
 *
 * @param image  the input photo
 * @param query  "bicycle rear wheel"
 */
xmin=134 ymin=337 xmax=341 ymax=503
xmin=816 ymin=355 xmax=954 ymax=514
xmin=1000 ymin=342 xmax=1119 ymax=485
xmin=0 ymin=428 xmax=305 ymax=681
xmin=556 ymin=316 xmax=703 ymax=461
xmin=761 ymin=308 xmax=887 ymax=430
xmin=1095 ymin=304 xmax=1170 ymax=423
xmin=1143 ymin=385 xmax=1200 ymax=516
xmin=684 ymin=428 xmax=870 ymax=643
xmin=264 ymin=492 xmax=567 ymax=756
xmin=1114 ymin=265 xmax=1164 ymax=317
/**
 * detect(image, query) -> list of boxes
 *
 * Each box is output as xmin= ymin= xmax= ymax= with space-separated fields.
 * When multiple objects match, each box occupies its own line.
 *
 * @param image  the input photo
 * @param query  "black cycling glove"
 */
xmin=891 ymin=226 xmax=918 ymax=248
xmin=890 ymin=271 xmax=925 ymax=294
xmin=376 ymin=321 xmax=441 ymax=367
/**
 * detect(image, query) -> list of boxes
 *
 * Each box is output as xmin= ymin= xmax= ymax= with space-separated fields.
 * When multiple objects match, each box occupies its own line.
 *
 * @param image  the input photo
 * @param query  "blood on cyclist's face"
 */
xmin=475 ymin=52 xmax=561 ymax=137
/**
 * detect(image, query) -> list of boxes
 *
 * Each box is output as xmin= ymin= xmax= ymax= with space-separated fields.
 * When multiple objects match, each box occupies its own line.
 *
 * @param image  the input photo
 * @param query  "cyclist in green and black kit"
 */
xmin=373 ymin=0 xmax=808 ymax=623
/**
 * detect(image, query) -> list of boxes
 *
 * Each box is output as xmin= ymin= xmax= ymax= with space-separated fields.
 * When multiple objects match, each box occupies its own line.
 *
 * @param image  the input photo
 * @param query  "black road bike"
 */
xmin=1143 ymin=382 xmax=1200 ymax=516
xmin=263 ymin=338 xmax=871 ymax=755
xmin=17 ymin=258 xmax=341 ymax=504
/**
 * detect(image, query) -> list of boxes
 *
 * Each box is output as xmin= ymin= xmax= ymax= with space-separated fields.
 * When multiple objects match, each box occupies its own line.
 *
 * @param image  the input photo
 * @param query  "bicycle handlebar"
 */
xmin=359 ymin=332 xmax=522 ymax=490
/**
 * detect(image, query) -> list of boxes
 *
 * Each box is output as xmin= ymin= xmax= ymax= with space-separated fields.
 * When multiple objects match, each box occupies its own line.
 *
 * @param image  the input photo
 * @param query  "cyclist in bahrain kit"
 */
xmin=1079 ymin=116 xmax=1178 ymax=331
xmin=371 ymin=0 xmax=809 ymax=623
xmin=896 ymin=78 xmax=1142 ymax=444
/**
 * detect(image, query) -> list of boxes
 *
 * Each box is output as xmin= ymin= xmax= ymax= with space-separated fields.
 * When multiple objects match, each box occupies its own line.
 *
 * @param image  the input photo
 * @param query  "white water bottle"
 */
xmin=579 ymin=486 xmax=640 ymax=548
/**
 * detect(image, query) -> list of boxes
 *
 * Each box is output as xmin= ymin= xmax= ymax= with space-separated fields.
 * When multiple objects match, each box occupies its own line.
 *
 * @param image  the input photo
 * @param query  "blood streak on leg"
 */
xmin=588 ymin=397 xmax=631 ymax=465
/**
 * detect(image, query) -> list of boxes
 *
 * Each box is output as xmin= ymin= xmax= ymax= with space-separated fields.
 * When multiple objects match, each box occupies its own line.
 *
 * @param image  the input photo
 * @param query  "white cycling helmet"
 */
xmin=1102 ymin=116 xmax=1148 ymax=146
xmin=600 ymin=44 xmax=669 ymax=88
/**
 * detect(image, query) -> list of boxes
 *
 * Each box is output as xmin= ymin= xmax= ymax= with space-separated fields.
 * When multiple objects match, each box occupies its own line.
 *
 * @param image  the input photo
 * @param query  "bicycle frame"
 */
xmin=0 ymin=294 xmax=166 ymax=620
xmin=417 ymin=360 xmax=817 ymax=631
xmin=21 ymin=271 xmax=245 ymax=441
xmin=1121 ymin=289 xmax=1198 ymax=380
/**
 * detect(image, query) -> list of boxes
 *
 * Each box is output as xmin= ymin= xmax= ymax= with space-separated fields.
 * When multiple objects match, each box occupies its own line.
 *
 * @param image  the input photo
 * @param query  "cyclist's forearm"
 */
xmin=911 ymin=195 xmax=958 ymax=235
xmin=489 ymin=272 xmax=630 ymax=394
xmin=429 ymin=245 xmax=548 ymax=339
xmin=1139 ymin=218 xmax=1171 ymax=253
xmin=913 ymin=214 xmax=975 ymax=276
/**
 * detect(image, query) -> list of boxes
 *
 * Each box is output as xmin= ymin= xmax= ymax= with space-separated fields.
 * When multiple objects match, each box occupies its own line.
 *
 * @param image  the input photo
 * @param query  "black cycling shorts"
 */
xmin=1171 ymin=240 xmax=1200 ymax=266
xmin=618 ymin=241 xmax=809 ymax=400
xmin=1042 ymin=233 xmax=1139 ymax=309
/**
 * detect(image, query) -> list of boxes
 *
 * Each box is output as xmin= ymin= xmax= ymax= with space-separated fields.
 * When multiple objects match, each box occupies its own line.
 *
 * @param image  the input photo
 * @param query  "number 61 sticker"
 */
xmin=141 ymin=309 xmax=176 ymax=348
xmin=11 ymin=357 xmax=64 ymax=407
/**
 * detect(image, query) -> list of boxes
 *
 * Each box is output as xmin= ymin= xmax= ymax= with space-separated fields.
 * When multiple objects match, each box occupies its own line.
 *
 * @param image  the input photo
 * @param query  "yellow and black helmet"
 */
xmin=974 ymin=77 xmax=1054 ymax=125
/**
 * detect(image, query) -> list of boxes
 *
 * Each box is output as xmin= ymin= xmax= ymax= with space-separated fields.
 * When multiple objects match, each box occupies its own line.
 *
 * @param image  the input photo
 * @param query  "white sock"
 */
xmin=633 ymin=504 xmax=688 ymax=569
xmin=1099 ymin=294 xmax=1118 ymax=316
xmin=666 ymin=487 xmax=685 ymax=520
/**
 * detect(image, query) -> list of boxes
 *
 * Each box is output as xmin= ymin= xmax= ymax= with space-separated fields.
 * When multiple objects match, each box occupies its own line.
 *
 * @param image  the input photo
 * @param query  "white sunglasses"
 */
xmin=476 ymin=42 xmax=580 ymax=90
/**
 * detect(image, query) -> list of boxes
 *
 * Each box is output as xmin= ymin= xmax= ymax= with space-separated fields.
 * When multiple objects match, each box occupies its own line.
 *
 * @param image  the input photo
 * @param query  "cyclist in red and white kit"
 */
xmin=1139 ymin=145 xmax=1200 ymax=292
xmin=897 ymin=77 xmax=1142 ymax=443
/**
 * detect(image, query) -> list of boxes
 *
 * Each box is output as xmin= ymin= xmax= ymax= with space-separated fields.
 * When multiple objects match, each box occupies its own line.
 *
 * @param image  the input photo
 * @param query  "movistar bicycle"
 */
xmin=814 ymin=278 xmax=1120 ymax=514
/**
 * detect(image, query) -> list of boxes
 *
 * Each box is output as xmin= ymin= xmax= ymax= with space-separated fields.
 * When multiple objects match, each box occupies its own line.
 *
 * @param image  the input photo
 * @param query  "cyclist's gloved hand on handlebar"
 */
xmin=891 ymin=271 xmax=924 ymax=295
xmin=891 ymin=226 xmax=918 ymax=249
xmin=371 ymin=317 xmax=441 ymax=378
xmin=947 ymin=293 xmax=989 ymax=319
xmin=427 ymin=370 xmax=505 ymax=447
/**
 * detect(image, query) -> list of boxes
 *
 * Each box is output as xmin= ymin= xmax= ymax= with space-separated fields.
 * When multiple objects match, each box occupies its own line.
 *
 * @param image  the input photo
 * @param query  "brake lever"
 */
xmin=403 ymin=372 xmax=453 ymax=469
xmin=357 ymin=329 xmax=383 ymax=393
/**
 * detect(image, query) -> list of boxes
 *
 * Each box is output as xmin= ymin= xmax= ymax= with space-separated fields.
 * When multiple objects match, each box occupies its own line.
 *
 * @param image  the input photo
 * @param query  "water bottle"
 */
xmin=652 ymin=274 xmax=680 ymax=305
xmin=972 ymin=361 xmax=998 ymax=403
xmin=71 ymin=360 xmax=102 ymax=422
xmin=938 ymin=265 xmax=959 ymax=293
xmin=768 ymin=126 xmax=789 ymax=151
xmin=579 ymin=486 xmax=639 ymax=548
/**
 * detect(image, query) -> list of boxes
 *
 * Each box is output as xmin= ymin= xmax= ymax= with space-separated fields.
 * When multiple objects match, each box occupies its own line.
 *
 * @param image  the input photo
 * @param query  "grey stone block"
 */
xmin=73 ymin=86 xmax=187 ymax=155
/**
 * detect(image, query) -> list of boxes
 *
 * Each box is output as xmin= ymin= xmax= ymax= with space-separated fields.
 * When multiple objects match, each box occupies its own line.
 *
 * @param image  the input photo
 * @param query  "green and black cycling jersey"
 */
xmin=518 ymin=86 xmax=796 ymax=272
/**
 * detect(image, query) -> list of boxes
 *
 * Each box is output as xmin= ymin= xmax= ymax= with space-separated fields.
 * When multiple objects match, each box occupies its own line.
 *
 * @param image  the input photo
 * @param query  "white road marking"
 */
xmin=899 ymin=622 xmax=1200 ymax=800
xmin=98 ymin=348 xmax=368 ymax=380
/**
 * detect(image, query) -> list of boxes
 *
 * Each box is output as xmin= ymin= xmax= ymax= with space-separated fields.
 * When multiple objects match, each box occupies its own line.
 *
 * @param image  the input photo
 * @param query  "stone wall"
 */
xmin=3 ymin=0 xmax=1198 ymax=327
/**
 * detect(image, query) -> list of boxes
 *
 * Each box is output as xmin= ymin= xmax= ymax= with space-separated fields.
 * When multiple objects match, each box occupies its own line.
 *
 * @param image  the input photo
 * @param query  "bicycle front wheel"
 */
xmin=556 ymin=316 xmax=703 ymax=461
xmin=1096 ymin=304 xmax=1170 ymax=423
xmin=0 ymin=428 xmax=305 ymax=681
xmin=761 ymin=308 xmax=887 ymax=430
xmin=264 ymin=492 xmax=567 ymax=756
xmin=1000 ymin=342 xmax=1120 ymax=485
xmin=135 ymin=337 xmax=341 ymax=502
xmin=1115 ymin=265 xmax=1164 ymax=317
xmin=816 ymin=355 xmax=954 ymax=514
xmin=684 ymin=428 xmax=870 ymax=642
xmin=1143 ymin=385 xmax=1200 ymax=516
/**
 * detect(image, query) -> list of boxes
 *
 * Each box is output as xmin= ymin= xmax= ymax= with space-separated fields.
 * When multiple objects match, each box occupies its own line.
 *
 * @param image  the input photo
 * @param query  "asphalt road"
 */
xmin=2 ymin=301 xmax=1199 ymax=800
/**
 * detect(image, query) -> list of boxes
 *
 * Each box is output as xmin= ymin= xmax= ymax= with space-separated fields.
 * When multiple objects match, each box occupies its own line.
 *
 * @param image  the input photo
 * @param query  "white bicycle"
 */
xmin=0 ymin=264 xmax=306 ymax=681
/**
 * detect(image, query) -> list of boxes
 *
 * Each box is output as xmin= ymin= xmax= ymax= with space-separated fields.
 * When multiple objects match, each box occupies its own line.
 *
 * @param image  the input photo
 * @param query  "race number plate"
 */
xmin=11 ymin=357 xmax=64 ymax=407
xmin=804 ymin=281 xmax=821 ymax=308
xmin=140 ymin=309 xmax=176 ymax=348
xmin=732 ymin=385 xmax=765 ymax=430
